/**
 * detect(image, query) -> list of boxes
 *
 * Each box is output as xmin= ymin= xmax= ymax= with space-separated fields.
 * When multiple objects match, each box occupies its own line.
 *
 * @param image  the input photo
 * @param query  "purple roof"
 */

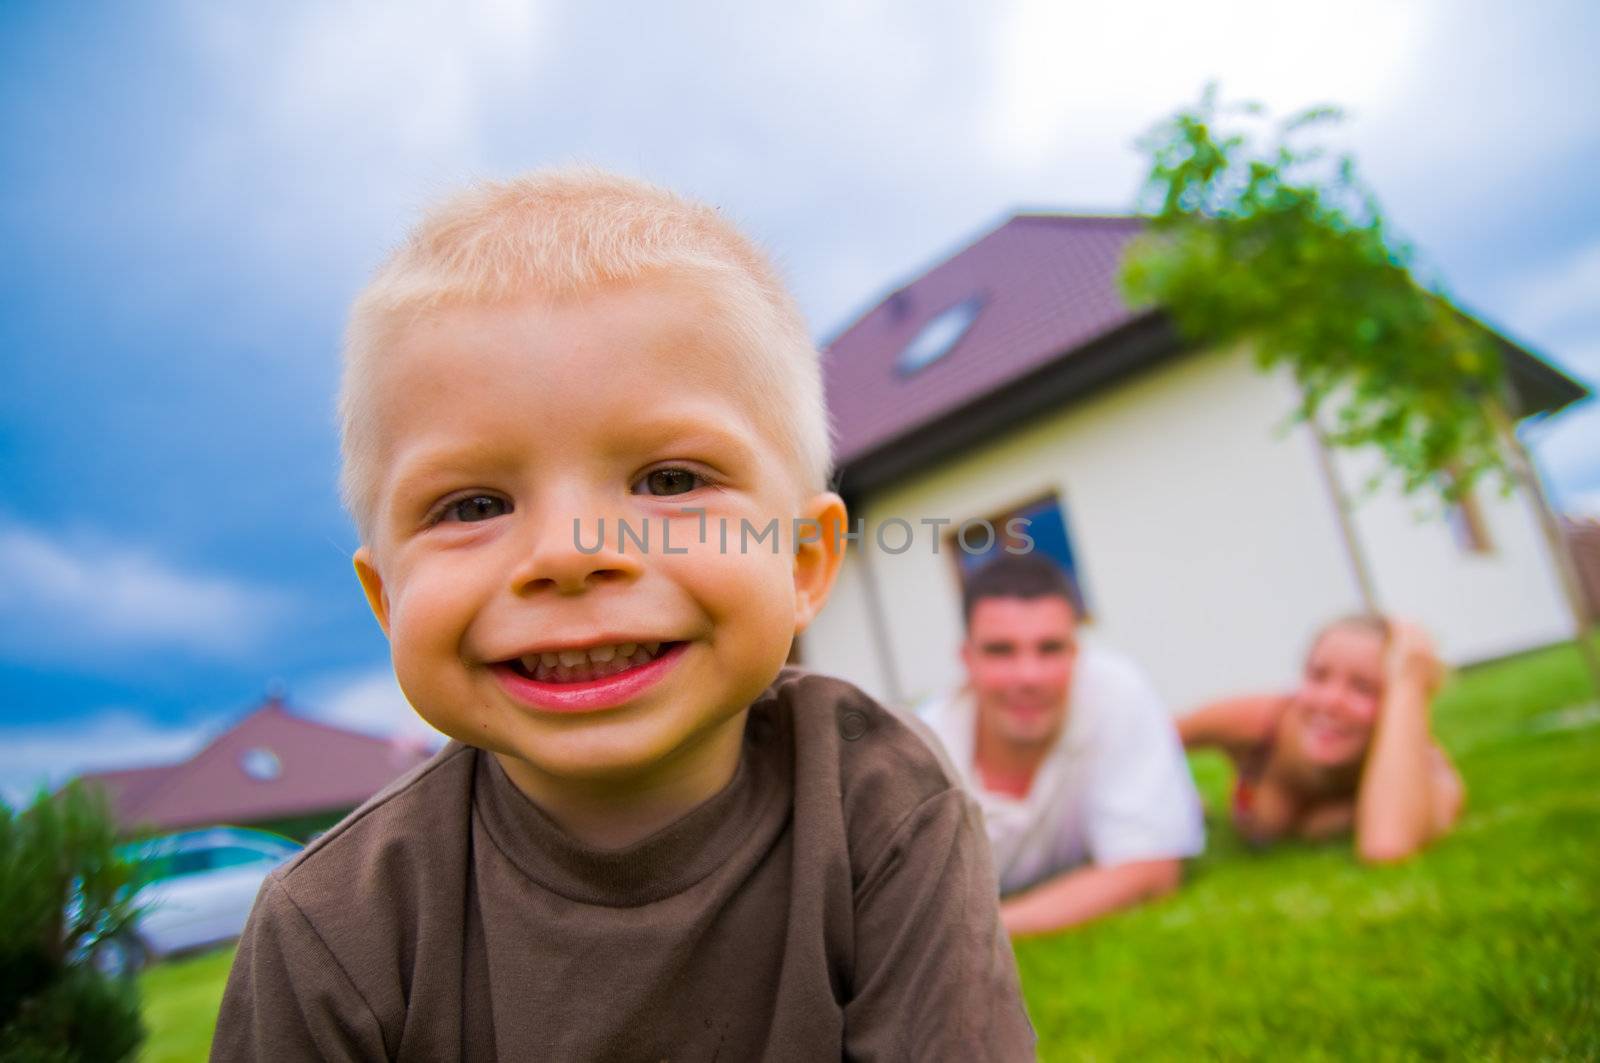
xmin=823 ymin=214 xmax=1147 ymax=466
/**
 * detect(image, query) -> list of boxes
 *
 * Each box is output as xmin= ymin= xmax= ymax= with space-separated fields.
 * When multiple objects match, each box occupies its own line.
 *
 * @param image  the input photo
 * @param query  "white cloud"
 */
xmin=0 ymin=521 xmax=290 ymax=663
xmin=1567 ymin=489 xmax=1600 ymax=520
xmin=1506 ymin=241 xmax=1600 ymax=336
xmin=987 ymin=0 xmax=1423 ymax=176
xmin=304 ymin=667 xmax=446 ymax=746
xmin=1530 ymin=397 xmax=1600 ymax=508
xmin=0 ymin=710 xmax=216 ymax=807
xmin=175 ymin=0 xmax=552 ymax=285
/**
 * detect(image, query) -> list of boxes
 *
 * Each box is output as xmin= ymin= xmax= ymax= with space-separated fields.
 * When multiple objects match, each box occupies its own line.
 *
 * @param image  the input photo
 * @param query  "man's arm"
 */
xmin=1056 ymin=648 xmax=1203 ymax=935
xmin=999 ymin=858 xmax=1181 ymax=937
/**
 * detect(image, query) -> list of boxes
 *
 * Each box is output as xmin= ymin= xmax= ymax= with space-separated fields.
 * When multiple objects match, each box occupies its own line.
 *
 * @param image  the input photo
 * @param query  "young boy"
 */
xmin=211 ymin=169 xmax=1034 ymax=1061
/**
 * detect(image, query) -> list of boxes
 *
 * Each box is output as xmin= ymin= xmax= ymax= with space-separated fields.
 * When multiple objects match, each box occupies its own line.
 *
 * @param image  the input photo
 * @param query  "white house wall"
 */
xmin=1330 ymin=441 xmax=1571 ymax=662
xmin=804 ymin=345 xmax=1572 ymax=712
xmin=803 ymin=537 xmax=893 ymax=697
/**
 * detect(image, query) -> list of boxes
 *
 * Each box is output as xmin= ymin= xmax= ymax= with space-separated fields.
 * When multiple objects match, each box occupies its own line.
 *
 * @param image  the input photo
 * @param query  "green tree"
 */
xmin=0 ymin=783 xmax=145 ymax=1063
xmin=1119 ymin=87 xmax=1598 ymax=687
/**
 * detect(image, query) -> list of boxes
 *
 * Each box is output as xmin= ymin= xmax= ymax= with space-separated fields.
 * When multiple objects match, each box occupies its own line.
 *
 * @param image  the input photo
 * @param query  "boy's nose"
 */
xmin=508 ymin=511 xmax=643 ymax=595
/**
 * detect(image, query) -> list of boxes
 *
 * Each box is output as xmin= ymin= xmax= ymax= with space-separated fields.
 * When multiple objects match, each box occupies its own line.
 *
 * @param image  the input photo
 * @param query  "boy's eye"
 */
xmin=636 ymin=468 xmax=702 ymax=496
xmin=441 ymin=495 xmax=510 ymax=523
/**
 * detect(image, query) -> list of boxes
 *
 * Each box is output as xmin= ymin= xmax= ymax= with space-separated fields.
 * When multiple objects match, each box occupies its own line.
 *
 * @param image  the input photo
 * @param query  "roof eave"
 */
xmin=1498 ymin=337 xmax=1591 ymax=419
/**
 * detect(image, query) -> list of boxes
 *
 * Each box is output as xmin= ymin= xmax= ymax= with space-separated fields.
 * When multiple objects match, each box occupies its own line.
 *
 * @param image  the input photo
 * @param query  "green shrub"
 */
xmin=0 ymin=783 xmax=145 ymax=1062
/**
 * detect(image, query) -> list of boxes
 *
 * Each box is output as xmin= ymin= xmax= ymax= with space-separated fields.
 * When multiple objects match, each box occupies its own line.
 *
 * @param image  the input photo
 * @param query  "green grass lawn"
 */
xmin=138 ymin=640 xmax=1600 ymax=1060
xmin=1015 ymin=638 xmax=1600 ymax=1060
xmin=138 ymin=948 xmax=233 ymax=1062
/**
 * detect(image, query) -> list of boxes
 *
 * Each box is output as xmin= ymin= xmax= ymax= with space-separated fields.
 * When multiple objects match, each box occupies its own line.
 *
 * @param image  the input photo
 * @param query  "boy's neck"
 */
xmin=493 ymin=709 xmax=750 ymax=850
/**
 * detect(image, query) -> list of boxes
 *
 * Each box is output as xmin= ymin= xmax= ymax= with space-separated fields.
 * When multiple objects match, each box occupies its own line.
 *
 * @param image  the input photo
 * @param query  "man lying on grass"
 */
xmin=919 ymin=555 xmax=1205 ymax=936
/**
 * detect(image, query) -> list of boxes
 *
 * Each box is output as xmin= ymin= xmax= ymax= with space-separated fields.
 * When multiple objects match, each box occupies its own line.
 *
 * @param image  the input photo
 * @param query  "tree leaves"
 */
xmin=1121 ymin=88 xmax=1508 ymax=503
xmin=0 ymin=785 xmax=145 ymax=1062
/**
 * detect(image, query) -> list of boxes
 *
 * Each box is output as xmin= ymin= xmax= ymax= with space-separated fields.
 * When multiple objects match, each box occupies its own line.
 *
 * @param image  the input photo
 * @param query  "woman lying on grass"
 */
xmin=1179 ymin=616 xmax=1465 ymax=863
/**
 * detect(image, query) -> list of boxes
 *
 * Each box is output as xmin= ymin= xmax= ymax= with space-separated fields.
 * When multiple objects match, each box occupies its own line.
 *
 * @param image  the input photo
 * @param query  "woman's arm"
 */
xmin=1354 ymin=621 xmax=1455 ymax=864
xmin=1178 ymin=695 xmax=1283 ymax=754
xmin=1427 ymin=743 xmax=1466 ymax=836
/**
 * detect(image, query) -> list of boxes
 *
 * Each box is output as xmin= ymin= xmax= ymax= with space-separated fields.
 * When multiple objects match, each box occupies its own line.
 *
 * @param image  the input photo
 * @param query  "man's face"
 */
xmin=961 ymin=596 xmax=1078 ymax=750
xmin=350 ymin=277 xmax=843 ymax=798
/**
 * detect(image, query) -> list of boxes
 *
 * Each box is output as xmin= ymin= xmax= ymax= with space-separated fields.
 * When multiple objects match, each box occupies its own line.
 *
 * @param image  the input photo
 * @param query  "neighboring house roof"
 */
xmin=1562 ymin=516 xmax=1600 ymax=619
xmin=79 ymin=698 xmax=433 ymax=833
xmin=823 ymin=212 xmax=1590 ymax=497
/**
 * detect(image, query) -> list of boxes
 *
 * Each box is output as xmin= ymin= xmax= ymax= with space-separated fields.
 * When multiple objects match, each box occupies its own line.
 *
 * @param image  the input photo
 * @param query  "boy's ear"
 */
xmin=352 ymin=546 xmax=392 ymax=637
xmin=792 ymin=492 xmax=848 ymax=633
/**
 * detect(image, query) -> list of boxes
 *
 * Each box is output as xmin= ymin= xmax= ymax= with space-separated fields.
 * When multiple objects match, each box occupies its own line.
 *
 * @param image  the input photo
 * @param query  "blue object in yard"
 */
xmin=92 ymin=826 xmax=301 ymax=975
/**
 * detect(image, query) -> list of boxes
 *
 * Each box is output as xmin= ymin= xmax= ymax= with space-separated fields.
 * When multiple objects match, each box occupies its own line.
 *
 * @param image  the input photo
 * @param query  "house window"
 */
xmin=948 ymin=491 xmax=1091 ymax=619
xmin=895 ymin=295 xmax=984 ymax=374
xmin=240 ymin=747 xmax=283 ymax=781
xmin=1446 ymin=485 xmax=1493 ymax=554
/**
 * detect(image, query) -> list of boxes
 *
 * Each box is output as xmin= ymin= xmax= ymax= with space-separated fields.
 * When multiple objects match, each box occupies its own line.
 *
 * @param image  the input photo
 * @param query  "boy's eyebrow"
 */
xmin=382 ymin=413 xmax=768 ymax=505
xmin=383 ymin=447 xmax=522 ymax=509
xmin=611 ymin=413 xmax=764 ymax=466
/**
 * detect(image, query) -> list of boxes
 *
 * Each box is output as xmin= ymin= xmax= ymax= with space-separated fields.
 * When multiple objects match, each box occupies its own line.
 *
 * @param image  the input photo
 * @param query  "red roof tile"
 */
xmin=823 ymin=213 xmax=1147 ymax=466
xmin=79 ymin=699 xmax=432 ymax=833
xmin=79 ymin=764 xmax=180 ymax=825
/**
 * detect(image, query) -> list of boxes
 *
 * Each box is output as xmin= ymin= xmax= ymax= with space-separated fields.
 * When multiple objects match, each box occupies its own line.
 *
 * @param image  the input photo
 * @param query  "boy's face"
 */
xmin=351 ymin=278 xmax=843 ymax=796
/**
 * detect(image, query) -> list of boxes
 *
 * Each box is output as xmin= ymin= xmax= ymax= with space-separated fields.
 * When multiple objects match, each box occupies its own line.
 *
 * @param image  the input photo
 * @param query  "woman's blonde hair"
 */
xmin=1308 ymin=613 xmax=1391 ymax=660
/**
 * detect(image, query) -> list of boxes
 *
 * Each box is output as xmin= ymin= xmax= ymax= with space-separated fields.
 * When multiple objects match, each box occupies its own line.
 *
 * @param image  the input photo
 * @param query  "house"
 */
xmin=804 ymin=213 xmax=1590 ymax=711
xmin=78 ymin=696 xmax=434 ymax=840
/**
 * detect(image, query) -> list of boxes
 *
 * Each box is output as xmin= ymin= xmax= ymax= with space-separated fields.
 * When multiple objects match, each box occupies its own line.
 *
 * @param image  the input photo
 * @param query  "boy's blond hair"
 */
xmin=338 ymin=168 xmax=832 ymax=539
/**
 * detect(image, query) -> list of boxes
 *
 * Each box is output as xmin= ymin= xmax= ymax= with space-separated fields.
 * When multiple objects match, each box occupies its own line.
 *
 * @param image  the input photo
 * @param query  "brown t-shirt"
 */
xmin=211 ymin=669 xmax=1035 ymax=1061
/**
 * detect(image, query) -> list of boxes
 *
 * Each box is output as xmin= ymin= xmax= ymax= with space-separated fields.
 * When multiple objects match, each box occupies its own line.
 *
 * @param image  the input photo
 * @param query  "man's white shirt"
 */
xmin=919 ymin=642 xmax=1205 ymax=896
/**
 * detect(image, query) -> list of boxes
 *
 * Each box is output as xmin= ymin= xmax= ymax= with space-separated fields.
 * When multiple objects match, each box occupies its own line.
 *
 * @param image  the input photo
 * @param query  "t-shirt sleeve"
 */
xmin=210 ymin=874 xmax=390 ymax=1062
xmin=844 ymin=788 xmax=1036 ymax=1062
xmin=1082 ymin=664 xmax=1206 ymax=866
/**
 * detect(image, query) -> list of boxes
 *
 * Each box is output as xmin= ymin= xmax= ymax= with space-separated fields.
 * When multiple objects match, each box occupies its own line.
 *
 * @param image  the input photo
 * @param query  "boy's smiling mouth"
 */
xmin=489 ymin=640 xmax=690 ymax=714
xmin=505 ymin=640 xmax=682 ymax=684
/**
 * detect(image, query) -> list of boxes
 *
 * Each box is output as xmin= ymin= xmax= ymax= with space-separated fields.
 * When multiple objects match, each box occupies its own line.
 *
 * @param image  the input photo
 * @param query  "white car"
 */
xmin=93 ymin=826 xmax=301 ymax=974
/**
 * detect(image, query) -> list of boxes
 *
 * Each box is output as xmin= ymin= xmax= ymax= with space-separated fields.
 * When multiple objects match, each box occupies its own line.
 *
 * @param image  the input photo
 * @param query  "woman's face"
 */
xmin=1291 ymin=624 xmax=1386 ymax=767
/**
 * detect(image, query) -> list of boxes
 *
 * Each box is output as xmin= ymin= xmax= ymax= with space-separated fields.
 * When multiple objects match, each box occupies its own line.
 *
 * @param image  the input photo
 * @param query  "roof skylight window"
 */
xmin=240 ymin=746 xmax=282 ymax=781
xmin=895 ymin=295 xmax=984 ymax=374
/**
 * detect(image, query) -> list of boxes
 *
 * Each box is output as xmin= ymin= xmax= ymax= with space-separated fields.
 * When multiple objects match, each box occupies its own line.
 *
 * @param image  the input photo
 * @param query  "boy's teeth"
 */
xmin=518 ymin=641 xmax=672 ymax=682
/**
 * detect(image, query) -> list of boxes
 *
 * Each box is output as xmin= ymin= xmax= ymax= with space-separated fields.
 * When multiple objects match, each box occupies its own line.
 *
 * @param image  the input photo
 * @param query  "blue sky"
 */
xmin=3 ymin=0 xmax=1598 ymax=799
